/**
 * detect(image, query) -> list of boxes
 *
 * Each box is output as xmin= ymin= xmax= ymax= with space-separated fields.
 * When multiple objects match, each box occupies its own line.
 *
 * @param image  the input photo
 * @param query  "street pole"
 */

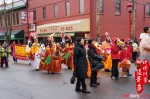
xmin=96 ymin=0 xmax=100 ymax=43
xmin=26 ymin=0 xmax=30 ymax=40
xmin=132 ymin=0 xmax=136 ymax=38
xmin=129 ymin=13 xmax=132 ymax=38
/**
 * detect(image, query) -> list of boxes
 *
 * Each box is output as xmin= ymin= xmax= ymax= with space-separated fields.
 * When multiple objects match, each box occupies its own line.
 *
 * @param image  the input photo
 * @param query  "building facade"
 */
xmin=0 ymin=0 xmax=150 ymax=43
xmin=0 ymin=0 xmax=27 ymax=44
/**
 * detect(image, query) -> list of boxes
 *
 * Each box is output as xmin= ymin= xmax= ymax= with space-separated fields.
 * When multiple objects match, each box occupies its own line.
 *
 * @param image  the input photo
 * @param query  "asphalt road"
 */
xmin=0 ymin=58 xmax=149 ymax=99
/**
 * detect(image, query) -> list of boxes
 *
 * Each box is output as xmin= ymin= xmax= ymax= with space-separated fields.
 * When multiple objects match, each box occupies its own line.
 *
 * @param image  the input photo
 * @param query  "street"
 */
xmin=0 ymin=57 xmax=149 ymax=99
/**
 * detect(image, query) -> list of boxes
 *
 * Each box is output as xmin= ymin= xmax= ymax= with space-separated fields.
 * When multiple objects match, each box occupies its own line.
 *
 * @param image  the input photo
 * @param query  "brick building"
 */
xmin=0 ymin=0 xmax=150 ymax=43
xmin=0 ymin=0 xmax=27 ymax=44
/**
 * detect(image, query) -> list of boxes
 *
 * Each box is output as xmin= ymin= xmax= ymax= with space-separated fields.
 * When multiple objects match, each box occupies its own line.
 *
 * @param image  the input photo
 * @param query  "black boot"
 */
xmin=75 ymin=83 xmax=82 ymax=92
xmin=82 ymin=84 xmax=90 ymax=93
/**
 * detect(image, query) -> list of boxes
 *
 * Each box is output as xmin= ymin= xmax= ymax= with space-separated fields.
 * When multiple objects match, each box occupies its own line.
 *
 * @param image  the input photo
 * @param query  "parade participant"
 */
xmin=73 ymin=37 xmax=90 ymax=93
xmin=26 ymin=40 xmax=32 ymax=65
xmin=11 ymin=41 xmax=17 ymax=62
xmin=88 ymin=39 xmax=104 ymax=87
xmin=111 ymin=37 xmax=121 ymax=80
xmin=39 ymin=44 xmax=46 ymax=70
xmin=0 ymin=44 xmax=9 ymax=68
xmin=64 ymin=35 xmax=74 ymax=69
xmin=44 ymin=34 xmax=56 ymax=73
xmin=29 ymin=37 xmax=40 ymax=70
xmin=125 ymin=38 xmax=133 ymax=76
xmin=50 ymin=43 xmax=63 ymax=73
xmin=102 ymin=32 xmax=112 ymax=72
xmin=120 ymin=43 xmax=131 ymax=78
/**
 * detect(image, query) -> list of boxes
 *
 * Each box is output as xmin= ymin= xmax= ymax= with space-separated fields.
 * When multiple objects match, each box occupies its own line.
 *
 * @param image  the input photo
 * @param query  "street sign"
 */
xmin=61 ymin=32 xmax=65 ymax=37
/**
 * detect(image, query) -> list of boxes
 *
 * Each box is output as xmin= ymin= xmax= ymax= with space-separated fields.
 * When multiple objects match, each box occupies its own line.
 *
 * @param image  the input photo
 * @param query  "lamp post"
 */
xmin=127 ymin=2 xmax=133 ymax=38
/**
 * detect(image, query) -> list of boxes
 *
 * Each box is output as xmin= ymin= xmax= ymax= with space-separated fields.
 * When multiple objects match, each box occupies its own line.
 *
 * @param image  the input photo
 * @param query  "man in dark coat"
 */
xmin=88 ymin=39 xmax=104 ymax=87
xmin=73 ymin=37 xmax=90 ymax=93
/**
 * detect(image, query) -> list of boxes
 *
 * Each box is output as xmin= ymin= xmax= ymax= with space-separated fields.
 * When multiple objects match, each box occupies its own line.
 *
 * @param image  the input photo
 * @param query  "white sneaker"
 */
xmin=121 ymin=75 xmax=127 ymax=78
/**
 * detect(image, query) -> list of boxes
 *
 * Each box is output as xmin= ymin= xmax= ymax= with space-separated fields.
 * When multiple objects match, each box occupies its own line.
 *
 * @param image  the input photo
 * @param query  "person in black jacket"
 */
xmin=88 ymin=39 xmax=104 ymax=87
xmin=73 ymin=37 xmax=90 ymax=93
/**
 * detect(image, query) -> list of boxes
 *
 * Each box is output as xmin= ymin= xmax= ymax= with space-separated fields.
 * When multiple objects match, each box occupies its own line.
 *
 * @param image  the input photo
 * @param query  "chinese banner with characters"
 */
xmin=135 ymin=59 xmax=149 ymax=94
xmin=14 ymin=45 xmax=28 ymax=60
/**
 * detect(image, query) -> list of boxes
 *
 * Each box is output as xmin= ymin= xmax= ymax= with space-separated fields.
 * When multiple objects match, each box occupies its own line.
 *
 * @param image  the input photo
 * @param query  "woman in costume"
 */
xmin=64 ymin=35 xmax=74 ymax=69
xmin=44 ymin=34 xmax=56 ymax=73
xmin=101 ymin=32 xmax=112 ymax=72
xmin=50 ymin=43 xmax=63 ymax=73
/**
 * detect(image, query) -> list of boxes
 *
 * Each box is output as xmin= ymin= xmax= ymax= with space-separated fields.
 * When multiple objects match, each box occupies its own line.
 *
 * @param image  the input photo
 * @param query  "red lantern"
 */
xmin=127 ymin=2 xmax=133 ymax=13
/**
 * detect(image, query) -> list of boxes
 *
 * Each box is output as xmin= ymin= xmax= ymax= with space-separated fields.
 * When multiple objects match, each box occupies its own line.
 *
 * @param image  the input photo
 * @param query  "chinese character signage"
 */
xmin=14 ymin=45 xmax=28 ymax=60
xmin=135 ymin=59 xmax=149 ymax=94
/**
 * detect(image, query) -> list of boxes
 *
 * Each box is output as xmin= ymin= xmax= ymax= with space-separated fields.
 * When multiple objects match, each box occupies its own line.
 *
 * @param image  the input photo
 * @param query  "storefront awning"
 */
xmin=37 ymin=32 xmax=75 ymax=37
xmin=0 ymin=30 xmax=24 ymax=40
xmin=37 ymin=19 xmax=90 ymax=35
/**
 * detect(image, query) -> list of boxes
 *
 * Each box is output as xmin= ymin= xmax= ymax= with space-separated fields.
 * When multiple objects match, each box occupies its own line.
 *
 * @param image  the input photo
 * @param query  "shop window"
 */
xmin=146 ymin=3 xmax=150 ymax=17
xmin=16 ymin=12 xmax=19 ymax=25
xmin=8 ymin=14 xmax=11 ymax=26
xmin=13 ymin=13 xmax=16 ymax=25
xmin=116 ymin=0 xmax=121 ymax=15
xmin=99 ymin=0 xmax=103 ymax=14
xmin=33 ymin=9 xmax=36 ymax=21
xmin=65 ymin=1 xmax=70 ymax=16
xmin=79 ymin=0 xmax=84 ymax=14
xmin=43 ymin=7 xmax=46 ymax=19
xmin=54 ymin=4 xmax=58 ymax=18
xmin=0 ymin=17 xmax=2 ymax=27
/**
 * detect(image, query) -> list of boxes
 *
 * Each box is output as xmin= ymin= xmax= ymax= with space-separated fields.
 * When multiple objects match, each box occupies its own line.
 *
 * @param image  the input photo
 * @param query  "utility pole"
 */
xmin=96 ymin=0 xmax=100 ymax=43
xmin=132 ymin=0 xmax=136 ymax=39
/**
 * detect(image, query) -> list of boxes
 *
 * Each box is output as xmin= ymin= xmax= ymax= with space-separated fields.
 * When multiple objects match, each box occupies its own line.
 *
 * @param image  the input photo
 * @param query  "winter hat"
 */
xmin=125 ymin=38 xmax=130 ymax=43
xmin=112 ymin=37 xmax=118 ymax=43
xmin=88 ymin=39 xmax=94 ymax=44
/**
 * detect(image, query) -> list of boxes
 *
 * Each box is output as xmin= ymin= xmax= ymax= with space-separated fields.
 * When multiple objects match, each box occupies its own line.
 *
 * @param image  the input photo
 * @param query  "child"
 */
xmin=111 ymin=37 xmax=121 ymax=80
xmin=125 ymin=38 xmax=133 ymax=76
xmin=120 ymin=44 xmax=131 ymax=78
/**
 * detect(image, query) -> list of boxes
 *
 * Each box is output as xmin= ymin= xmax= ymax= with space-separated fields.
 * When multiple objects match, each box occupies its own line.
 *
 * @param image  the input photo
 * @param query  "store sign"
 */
xmin=21 ymin=11 xmax=27 ymax=24
xmin=37 ymin=19 xmax=90 ymax=34
xmin=61 ymin=32 xmax=65 ymax=37
xmin=30 ymin=32 xmax=36 ymax=37
xmin=39 ymin=26 xmax=74 ymax=33
xmin=29 ymin=23 xmax=36 ymax=32
xmin=21 ymin=11 xmax=33 ymax=24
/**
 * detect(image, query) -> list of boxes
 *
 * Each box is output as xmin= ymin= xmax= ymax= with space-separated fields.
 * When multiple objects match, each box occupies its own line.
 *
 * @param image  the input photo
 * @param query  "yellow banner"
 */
xmin=14 ymin=45 xmax=28 ymax=60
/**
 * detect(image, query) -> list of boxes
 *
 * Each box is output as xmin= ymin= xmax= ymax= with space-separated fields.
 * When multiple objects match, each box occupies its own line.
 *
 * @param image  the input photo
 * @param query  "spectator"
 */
xmin=73 ymin=37 xmax=90 ymax=93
